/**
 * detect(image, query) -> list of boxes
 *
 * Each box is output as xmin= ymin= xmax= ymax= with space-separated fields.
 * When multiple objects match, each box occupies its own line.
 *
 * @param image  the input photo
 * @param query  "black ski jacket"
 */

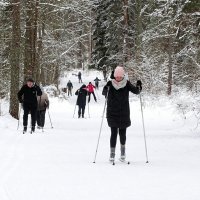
xmin=67 ymin=82 xmax=73 ymax=89
xmin=102 ymin=80 xmax=141 ymax=128
xmin=94 ymin=78 xmax=101 ymax=83
xmin=75 ymin=85 xmax=88 ymax=107
xmin=18 ymin=84 xmax=42 ymax=107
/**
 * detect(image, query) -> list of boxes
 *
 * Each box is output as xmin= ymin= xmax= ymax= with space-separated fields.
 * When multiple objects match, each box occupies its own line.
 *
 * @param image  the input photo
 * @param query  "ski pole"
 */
xmin=73 ymin=91 xmax=79 ymax=118
xmin=95 ymin=90 xmax=100 ymax=100
xmin=17 ymin=104 xmax=22 ymax=130
xmin=139 ymin=92 xmax=149 ymax=163
xmin=93 ymin=87 xmax=109 ymax=163
xmin=47 ymin=108 xmax=53 ymax=128
xmin=87 ymin=92 xmax=90 ymax=118
xmin=38 ymin=96 xmax=43 ymax=131
xmin=73 ymin=102 xmax=77 ymax=118
xmin=88 ymin=102 xmax=90 ymax=118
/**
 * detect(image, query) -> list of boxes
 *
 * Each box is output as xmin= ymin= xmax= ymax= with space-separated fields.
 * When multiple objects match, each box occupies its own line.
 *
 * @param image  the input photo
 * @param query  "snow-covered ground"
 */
xmin=0 ymin=70 xmax=200 ymax=200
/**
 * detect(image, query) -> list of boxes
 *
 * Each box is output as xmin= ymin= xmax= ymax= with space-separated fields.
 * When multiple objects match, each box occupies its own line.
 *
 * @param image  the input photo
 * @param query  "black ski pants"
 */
xmin=110 ymin=127 xmax=127 ymax=148
xmin=78 ymin=77 xmax=82 ymax=83
xmin=95 ymin=82 xmax=99 ymax=89
xmin=88 ymin=92 xmax=97 ymax=102
xmin=23 ymin=103 xmax=37 ymax=128
xmin=68 ymin=88 xmax=72 ymax=96
xmin=78 ymin=105 xmax=85 ymax=117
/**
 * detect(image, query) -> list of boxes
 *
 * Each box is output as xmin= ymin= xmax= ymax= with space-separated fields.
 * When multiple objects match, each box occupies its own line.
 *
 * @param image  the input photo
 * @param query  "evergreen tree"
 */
xmin=92 ymin=0 xmax=124 ymax=70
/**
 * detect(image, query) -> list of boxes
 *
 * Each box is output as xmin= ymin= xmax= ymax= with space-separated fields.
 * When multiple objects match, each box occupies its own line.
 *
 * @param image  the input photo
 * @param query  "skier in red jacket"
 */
xmin=86 ymin=82 xmax=97 ymax=102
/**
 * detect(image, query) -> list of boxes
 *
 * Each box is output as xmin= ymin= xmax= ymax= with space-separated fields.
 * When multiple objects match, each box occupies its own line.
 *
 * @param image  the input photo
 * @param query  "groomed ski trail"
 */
xmin=0 ymin=71 xmax=200 ymax=200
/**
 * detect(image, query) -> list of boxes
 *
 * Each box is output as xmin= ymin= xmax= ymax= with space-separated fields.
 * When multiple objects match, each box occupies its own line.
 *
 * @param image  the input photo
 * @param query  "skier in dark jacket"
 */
xmin=67 ymin=80 xmax=73 ymax=96
xmin=94 ymin=77 xmax=101 ymax=89
xmin=18 ymin=78 xmax=42 ymax=133
xmin=78 ymin=71 xmax=82 ymax=83
xmin=102 ymin=66 xmax=142 ymax=162
xmin=75 ymin=84 xmax=88 ymax=118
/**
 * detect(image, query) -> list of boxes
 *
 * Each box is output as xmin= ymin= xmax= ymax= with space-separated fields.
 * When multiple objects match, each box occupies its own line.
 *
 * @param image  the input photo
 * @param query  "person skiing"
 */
xmin=75 ymin=84 xmax=88 ymax=118
xmin=18 ymin=78 xmax=42 ymax=133
xmin=67 ymin=80 xmax=73 ymax=96
xmin=94 ymin=77 xmax=101 ymax=89
xmin=37 ymin=89 xmax=49 ymax=129
xmin=86 ymin=82 xmax=97 ymax=102
xmin=78 ymin=71 xmax=82 ymax=83
xmin=102 ymin=66 xmax=142 ymax=162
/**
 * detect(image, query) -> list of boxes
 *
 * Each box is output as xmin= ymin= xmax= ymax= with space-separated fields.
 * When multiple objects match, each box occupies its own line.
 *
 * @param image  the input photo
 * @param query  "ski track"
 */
xmin=0 ymin=71 xmax=200 ymax=200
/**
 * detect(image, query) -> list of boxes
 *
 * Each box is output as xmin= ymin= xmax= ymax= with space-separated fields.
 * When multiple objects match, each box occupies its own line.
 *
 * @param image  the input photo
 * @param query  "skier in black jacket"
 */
xmin=67 ymin=80 xmax=73 ymax=96
xmin=94 ymin=77 xmax=101 ymax=89
xmin=75 ymin=84 xmax=88 ymax=118
xmin=78 ymin=71 xmax=82 ymax=83
xmin=18 ymin=78 xmax=42 ymax=133
xmin=102 ymin=66 xmax=142 ymax=162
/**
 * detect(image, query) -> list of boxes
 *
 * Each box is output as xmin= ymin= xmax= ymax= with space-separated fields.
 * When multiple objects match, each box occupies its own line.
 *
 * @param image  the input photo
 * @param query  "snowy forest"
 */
xmin=0 ymin=0 xmax=199 ymax=119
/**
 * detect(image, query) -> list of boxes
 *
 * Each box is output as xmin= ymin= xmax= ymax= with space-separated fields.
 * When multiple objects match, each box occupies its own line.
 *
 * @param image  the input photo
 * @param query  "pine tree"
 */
xmin=92 ymin=0 xmax=124 ymax=70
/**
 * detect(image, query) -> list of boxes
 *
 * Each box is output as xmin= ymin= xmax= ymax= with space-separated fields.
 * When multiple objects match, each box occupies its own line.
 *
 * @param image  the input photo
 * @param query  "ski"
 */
xmin=109 ymin=159 xmax=115 ymax=165
xmin=119 ymin=158 xmax=130 ymax=164
xmin=22 ymin=131 xmax=33 ymax=134
xmin=109 ymin=160 xmax=130 ymax=165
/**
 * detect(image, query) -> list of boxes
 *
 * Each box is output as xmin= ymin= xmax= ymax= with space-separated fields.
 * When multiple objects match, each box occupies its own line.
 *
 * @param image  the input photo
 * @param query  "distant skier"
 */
xmin=67 ymin=80 xmax=73 ymax=96
xmin=75 ymin=84 xmax=88 ymax=118
xmin=78 ymin=71 xmax=82 ymax=83
xmin=86 ymin=82 xmax=97 ymax=102
xmin=37 ymin=90 xmax=49 ymax=129
xmin=18 ymin=78 xmax=42 ymax=133
xmin=94 ymin=77 xmax=101 ymax=89
xmin=102 ymin=66 xmax=142 ymax=162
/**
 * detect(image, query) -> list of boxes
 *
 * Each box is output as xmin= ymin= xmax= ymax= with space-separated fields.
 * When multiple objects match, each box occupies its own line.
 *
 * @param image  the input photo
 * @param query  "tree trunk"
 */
xmin=33 ymin=0 xmax=39 ymax=82
xmin=24 ymin=0 xmax=39 ymax=81
xmin=77 ymin=30 xmax=83 ymax=69
xmin=88 ymin=7 xmax=93 ymax=65
xmin=134 ymin=0 xmax=143 ymax=63
xmin=123 ymin=0 xmax=130 ymax=65
xmin=167 ymin=36 xmax=173 ymax=95
xmin=24 ymin=1 xmax=34 ymax=79
xmin=9 ymin=0 xmax=21 ymax=119
xmin=36 ymin=3 xmax=42 ymax=83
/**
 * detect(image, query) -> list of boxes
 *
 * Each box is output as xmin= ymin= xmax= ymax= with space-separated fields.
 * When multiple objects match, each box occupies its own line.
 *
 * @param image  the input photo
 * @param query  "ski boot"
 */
xmin=109 ymin=148 xmax=115 ymax=162
xmin=120 ymin=145 xmax=126 ymax=161
xmin=23 ymin=126 xmax=27 ymax=134
xmin=31 ymin=126 xmax=35 ymax=133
